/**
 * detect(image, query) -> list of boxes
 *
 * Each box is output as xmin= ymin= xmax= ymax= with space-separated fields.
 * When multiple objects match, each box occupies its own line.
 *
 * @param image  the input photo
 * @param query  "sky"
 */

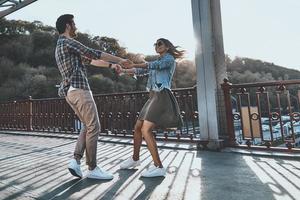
xmin=5 ymin=0 xmax=300 ymax=71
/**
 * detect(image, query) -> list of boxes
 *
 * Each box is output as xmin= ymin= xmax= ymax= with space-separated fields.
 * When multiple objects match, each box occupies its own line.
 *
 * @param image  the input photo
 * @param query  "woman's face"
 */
xmin=154 ymin=40 xmax=168 ymax=55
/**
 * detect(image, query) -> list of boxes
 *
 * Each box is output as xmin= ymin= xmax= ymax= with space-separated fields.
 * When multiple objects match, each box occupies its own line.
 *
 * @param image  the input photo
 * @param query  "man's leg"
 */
xmin=141 ymin=120 xmax=163 ymax=168
xmin=66 ymin=97 xmax=86 ymax=164
xmin=133 ymin=120 xmax=143 ymax=161
xmin=67 ymin=90 xmax=100 ymax=170
xmin=73 ymin=125 xmax=87 ymax=163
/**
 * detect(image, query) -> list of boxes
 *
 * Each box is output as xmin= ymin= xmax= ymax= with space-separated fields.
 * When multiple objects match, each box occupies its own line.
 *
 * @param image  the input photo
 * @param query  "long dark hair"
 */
xmin=157 ymin=38 xmax=185 ymax=59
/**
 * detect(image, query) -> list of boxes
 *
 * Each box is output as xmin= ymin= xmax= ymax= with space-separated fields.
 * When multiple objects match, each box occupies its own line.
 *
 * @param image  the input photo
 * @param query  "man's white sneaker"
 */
xmin=86 ymin=166 xmax=114 ymax=180
xmin=141 ymin=165 xmax=166 ymax=177
xmin=120 ymin=157 xmax=141 ymax=169
xmin=68 ymin=159 xmax=83 ymax=178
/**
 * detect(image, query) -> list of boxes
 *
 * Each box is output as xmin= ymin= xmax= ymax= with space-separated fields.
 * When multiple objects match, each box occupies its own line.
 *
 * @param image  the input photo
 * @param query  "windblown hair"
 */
xmin=56 ymin=14 xmax=74 ymax=34
xmin=157 ymin=38 xmax=185 ymax=59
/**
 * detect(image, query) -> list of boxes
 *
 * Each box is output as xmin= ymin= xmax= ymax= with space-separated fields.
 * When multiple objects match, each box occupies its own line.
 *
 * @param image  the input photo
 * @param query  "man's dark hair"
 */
xmin=56 ymin=14 xmax=74 ymax=34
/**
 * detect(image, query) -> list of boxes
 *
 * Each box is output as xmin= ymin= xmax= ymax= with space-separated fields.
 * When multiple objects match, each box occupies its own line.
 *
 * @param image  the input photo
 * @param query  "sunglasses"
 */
xmin=154 ymin=41 xmax=164 ymax=47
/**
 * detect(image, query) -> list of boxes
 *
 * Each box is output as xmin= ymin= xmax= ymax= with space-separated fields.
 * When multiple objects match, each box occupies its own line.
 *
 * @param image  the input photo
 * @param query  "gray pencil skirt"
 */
xmin=138 ymin=89 xmax=183 ymax=129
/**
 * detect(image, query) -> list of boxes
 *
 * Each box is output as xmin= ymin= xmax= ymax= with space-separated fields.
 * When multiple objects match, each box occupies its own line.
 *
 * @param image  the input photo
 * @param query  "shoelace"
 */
xmin=96 ymin=167 xmax=104 ymax=173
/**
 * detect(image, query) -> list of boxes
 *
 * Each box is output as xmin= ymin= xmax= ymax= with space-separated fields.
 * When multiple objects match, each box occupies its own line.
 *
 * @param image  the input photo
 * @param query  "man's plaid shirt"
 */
xmin=55 ymin=35 xmax=102 ymax=95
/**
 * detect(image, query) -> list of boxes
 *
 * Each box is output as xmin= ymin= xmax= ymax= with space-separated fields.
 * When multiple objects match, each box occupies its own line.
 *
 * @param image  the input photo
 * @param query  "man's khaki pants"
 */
xmin=66 ymin=89 xmax=100 ymax=169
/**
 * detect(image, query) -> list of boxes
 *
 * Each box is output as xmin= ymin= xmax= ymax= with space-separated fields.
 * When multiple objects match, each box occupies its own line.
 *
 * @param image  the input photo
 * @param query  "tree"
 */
xmin=173 ymin=60 xmax=196 ymax=88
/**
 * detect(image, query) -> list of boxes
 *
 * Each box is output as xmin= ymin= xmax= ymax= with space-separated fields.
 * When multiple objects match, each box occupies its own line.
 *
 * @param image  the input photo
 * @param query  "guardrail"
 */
xmin=0 ymin=87 xmax=200 ymax=142
xmin=222 ymin=79 xmax=300 ymax=150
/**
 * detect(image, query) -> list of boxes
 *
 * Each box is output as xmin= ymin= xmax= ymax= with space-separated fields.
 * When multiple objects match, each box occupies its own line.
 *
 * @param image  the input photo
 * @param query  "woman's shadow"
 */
xmin=99 ymin=169 xmax=164 ymax=199
xmin=134 ymin=176 xmax=165 ymax=200
xmin=97 ymin=169 xmax=138 ymax=199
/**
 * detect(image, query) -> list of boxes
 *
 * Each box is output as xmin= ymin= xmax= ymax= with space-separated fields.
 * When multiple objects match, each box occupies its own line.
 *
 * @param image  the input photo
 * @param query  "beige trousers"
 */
xmin=66 ymin=89 xmax=100 ymax=169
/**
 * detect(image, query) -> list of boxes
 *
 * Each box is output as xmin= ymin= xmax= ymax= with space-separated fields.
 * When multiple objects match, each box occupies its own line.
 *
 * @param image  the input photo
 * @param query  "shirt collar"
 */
xmin=158 ymin=52 xmax=170 ymax=60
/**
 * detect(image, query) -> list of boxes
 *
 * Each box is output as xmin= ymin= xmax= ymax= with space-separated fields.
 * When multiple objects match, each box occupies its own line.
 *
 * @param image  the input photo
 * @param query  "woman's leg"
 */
xmin=141 ymin=120 xmax=163 ymax=168
xmin=133 ymin=120 xmax=143 ymax=161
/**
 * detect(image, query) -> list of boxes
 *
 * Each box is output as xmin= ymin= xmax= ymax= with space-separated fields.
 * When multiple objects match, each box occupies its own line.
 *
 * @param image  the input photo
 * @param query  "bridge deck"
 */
xmin=0 ymin=133 xmax=299 ymax=200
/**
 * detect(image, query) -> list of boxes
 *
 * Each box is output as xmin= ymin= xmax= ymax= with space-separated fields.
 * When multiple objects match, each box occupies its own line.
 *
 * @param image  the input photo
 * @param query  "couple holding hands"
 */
xmin=55 ymin=14 xmax=184 ymax=179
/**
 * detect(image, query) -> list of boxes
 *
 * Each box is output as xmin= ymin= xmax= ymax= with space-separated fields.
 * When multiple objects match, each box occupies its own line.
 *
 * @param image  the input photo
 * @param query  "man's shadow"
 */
xmin=98 ymin=169 xmax=138 ymax=199
xmin=48 ymin=177 xmax=112 ymax=200
xmin=134 ymin=176 xmax=165 ymax=200
xmin=38 ymin=178 xmax=80 ymax=199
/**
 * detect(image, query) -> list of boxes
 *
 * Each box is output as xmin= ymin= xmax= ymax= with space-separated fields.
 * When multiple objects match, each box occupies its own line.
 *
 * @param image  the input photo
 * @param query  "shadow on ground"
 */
xmin=0 ymin=134 xmax=299 ymax=200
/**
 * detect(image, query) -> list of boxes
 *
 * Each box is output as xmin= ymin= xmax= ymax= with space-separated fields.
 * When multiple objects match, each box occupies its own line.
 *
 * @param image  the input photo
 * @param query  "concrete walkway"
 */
xmin=0 ymin=133 xmax=299 ymax=200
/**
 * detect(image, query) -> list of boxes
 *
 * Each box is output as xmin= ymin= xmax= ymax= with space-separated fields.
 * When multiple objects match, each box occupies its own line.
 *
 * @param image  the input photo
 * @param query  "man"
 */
xmin=55 ymin=14 xmax=128 ymax=180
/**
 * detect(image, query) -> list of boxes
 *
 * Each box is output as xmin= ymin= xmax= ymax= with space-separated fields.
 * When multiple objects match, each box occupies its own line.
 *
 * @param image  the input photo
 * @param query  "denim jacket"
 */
xmin=134 ymin=53 xmax=176 ymax=91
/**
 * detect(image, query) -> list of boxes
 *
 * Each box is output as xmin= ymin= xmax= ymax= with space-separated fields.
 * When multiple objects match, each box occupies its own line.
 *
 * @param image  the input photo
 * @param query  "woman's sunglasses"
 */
xmin=154 ymin=41 xmax=164 ymax=47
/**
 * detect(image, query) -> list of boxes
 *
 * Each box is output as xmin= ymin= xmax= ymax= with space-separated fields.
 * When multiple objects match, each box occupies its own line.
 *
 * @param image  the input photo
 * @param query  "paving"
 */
xmin=0 ymin=132 xmax=299 ymax=200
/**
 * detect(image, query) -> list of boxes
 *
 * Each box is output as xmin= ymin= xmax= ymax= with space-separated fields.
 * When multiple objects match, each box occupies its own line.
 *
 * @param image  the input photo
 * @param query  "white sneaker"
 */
xmin=141 ymin=165 xmax=166 ymax=177
xmin=120 ymin=157 xmax=141 ymax=169
xmin=68 ymin=159 xmax=83 ymax=178
xmin=86 ymin=166 xmax=114 ymax=180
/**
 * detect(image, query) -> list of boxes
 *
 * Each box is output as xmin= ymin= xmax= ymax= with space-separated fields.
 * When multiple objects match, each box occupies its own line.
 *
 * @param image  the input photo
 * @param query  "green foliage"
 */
xmin=0 ymin=36 xmax=32 ymax=63
xmin=89 ymin=74 xmax=115 ymax=94
xmin=1 ymin=18 xmax=299 ymax=102
xmin=92 ymin=36 xmax=127 ymax=57
xmin=173 ymin=60 xmax=196 ymax=88
xmin=227 ymin=56 xmax=300 ymax=83
xmin=0 ymin=19 xmax=151 ymax=101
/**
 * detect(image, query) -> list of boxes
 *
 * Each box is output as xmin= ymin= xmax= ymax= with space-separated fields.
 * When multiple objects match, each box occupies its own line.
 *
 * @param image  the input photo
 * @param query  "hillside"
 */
xmin=0 ymin=18 xmax=299 ymax=101
xmin=227 ymin=56 xmax=300 ymax=83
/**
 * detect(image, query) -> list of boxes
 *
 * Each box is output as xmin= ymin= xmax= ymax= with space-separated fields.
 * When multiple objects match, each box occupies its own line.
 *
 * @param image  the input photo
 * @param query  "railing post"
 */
xmin=221 ymin=79 xmax=236 ymax=146
xmin=27 ymin=96 xmax=33 ymax=131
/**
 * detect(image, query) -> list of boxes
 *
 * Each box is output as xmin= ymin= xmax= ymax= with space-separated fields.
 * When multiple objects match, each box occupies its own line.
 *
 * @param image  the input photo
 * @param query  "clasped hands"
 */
xmin=90 ymin=57 xmax=144 ymax=76
xmin=112 ymin=59 xmax=135 ymax=75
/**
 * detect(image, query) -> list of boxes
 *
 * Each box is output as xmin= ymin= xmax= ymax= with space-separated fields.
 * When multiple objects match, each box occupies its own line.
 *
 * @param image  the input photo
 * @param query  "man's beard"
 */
xmin=70 ymin=30 xmax=77 ymax=38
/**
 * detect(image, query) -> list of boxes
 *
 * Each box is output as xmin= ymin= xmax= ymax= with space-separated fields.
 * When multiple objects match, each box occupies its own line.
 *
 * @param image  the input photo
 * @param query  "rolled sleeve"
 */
xmin=81 ymin=56 xmax=92 ymax=65
xmin=148 ymin=55 xmax=174 ymax=70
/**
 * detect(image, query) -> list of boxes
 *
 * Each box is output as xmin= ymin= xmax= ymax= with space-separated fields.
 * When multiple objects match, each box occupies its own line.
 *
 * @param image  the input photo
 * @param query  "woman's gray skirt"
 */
xmin=138 ymin=89 xmax=183 ymax=129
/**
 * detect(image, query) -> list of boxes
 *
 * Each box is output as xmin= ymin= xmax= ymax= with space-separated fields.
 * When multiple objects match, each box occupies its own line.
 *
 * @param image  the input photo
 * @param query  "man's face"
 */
xmin=67 ymin=20 xmax=77 ymax=38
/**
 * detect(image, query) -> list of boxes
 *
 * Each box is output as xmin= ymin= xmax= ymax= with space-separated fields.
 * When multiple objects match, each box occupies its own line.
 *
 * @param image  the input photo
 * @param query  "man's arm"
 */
xmin=100 ymin=52 xmax=133 ymax=67
xmin=66 ymin=38 xmax=102 ymax=59
xmin=90 ymin=59 xmax=122 ymax=73
xmin=66 ymin=38 xmax=132 ymax=67
xmin=100 ymin=52 xmax=125 ymax=63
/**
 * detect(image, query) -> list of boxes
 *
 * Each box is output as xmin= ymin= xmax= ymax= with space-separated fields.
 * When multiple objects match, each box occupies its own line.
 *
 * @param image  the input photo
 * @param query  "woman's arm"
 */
xmin=121 ymin=68 xmax=135 ymax=75
xmin=148 ymin=55 xmax=175 ymax=70
xmin=121 ymin=67 xmax=148 ymax=76
xmin=131 ymin=62 xmax=148 ymax=68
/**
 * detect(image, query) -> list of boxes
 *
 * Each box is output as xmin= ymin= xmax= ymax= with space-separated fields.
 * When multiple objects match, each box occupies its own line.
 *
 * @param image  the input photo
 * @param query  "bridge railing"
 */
xmin=0 ymin=87 xmax=200 ymax=142
xmin=222 ymin=79 xmax=300 ymax=150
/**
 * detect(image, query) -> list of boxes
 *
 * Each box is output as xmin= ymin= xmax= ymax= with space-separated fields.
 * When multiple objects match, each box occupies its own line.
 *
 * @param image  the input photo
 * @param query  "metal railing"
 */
xmin=0 ymin=87 xmax=200 ymax=142
xmin=222 ymin=79 xmax=300 ymax=150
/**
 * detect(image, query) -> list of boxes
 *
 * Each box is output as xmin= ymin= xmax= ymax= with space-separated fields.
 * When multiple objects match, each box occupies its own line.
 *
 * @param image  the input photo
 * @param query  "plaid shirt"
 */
xmin=55 ymin=35 xmax=102 ymax=96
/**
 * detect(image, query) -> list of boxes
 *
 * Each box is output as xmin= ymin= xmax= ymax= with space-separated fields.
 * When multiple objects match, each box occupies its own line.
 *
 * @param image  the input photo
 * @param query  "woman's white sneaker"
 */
xmin=120 ymin=157 xmax=141 ymax=169
xmin=141 ymin=165 xmax=166 ymax=177
xmin=86 ymin=166 xmax=113 ymax=180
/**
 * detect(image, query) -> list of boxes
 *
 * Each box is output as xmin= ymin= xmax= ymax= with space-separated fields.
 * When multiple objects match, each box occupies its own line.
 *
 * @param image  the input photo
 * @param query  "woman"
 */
xmin=120 ymin=38 xmax=185 ymax=177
